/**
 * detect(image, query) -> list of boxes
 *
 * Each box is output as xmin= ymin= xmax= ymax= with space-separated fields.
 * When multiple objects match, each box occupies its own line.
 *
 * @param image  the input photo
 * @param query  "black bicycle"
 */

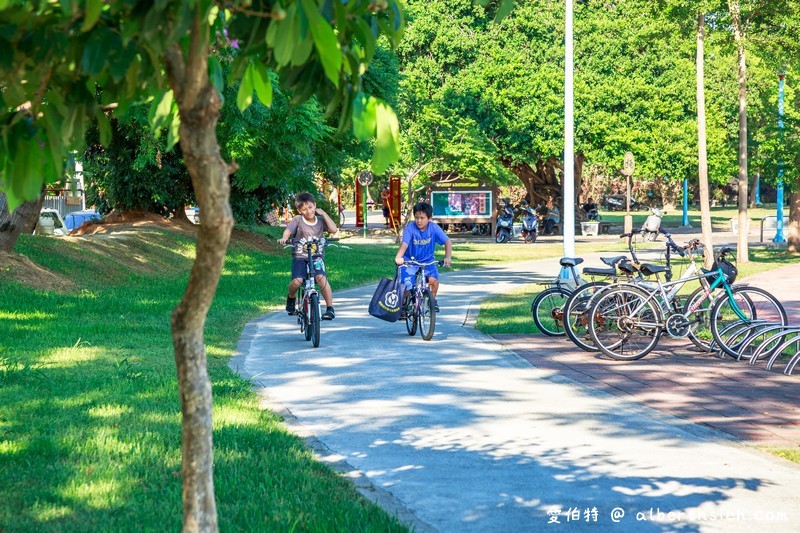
xmin=284 ymin=236 xmax=341 ymax=347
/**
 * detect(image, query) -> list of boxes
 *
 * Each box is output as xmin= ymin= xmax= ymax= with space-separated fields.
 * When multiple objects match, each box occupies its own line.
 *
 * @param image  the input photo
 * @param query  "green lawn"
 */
xmin=597 ymin=204 xmax=788 ymax=232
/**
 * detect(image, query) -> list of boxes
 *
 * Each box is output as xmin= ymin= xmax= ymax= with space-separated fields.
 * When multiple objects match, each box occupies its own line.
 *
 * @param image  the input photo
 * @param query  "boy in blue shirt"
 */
xmin=394 ymin=201 xmax=452 ymax=311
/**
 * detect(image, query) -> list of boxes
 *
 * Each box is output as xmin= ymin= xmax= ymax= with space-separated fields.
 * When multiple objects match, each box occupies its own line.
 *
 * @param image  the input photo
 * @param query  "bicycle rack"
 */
xmin=710 ymin=319 xmax=770 ymax=358
xmin=730 ymin=322 xmax=788 ymax=362
xmin=755 ymin=327 xmax=800 ymax=374
xmin=715 ymin=321 xmax=800 ymax=375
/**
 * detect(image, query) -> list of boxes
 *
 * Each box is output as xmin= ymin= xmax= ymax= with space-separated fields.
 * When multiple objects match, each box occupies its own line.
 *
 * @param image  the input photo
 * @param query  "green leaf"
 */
xmin=81 ymin=28 xmax=111 ymax=75
xmin=166 ymin=110 xmax=180 ymax=151
xmin=251 ymin=64 xmax=273 ymax=107
xmin=301 ymin=0 xmax=342 ymax=87
xmin=290 ymin=34 xmax=314 ymax=66
xmin=237 ymin=65 xmax=254 ymax=112
xmin=372 ymin=101 xmax=400 ymax=174
xmin=493 ymin=0 xmax=515 ymax=23
xmin=81 ymin=0 xmax=103 ymax=32
xmin=96 ymin=110 xmax=112 ymax=147
xmin=208 ymin=56 xmax=224 ymax=95
xmin=352 ymin=94 xmax=377 ymax=141
xmin=272 ymin=4 xmax=298 ymax=66
xmin=148 ymin=90 xmax=174 ymax=133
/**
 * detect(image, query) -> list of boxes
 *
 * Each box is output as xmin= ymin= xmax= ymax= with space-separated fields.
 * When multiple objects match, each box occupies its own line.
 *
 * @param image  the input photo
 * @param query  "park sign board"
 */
xmin=431 ymin=191 xmax=493 ymax=218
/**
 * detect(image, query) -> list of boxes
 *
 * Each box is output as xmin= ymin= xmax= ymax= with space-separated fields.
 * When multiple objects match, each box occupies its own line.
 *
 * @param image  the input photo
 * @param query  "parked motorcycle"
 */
xmin=603 ymin=194 xmax=644 ymax=212
xmin=519 ymin=201 xmax=540 ymax=243
xmin=495 ymin=199 xmax=515 ymax=243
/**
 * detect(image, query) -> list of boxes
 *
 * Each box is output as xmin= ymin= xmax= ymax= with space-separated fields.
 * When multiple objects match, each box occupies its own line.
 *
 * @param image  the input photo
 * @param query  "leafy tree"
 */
xmin=83 ymin=108 xmax=193 ymax=217
xmin=0 ymin=1 xmax=403 ymax=529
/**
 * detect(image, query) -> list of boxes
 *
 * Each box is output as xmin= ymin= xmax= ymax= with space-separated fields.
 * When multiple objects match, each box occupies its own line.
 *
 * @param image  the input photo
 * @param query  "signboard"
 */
xmin=431 ymin=191 xmax=493 ymax=218
xmin=622 ymin=152 xmax=635 ymax=176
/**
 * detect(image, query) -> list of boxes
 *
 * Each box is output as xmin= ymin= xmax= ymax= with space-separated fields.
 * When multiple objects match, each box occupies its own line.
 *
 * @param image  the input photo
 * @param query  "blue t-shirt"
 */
xmin=401 ymin=221 xmax=449 ymax=262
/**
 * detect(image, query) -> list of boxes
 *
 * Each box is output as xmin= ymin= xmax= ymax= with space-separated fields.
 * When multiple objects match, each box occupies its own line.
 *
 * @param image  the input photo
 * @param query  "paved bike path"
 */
xmin=231 ymin=256 xmax=800 ymax=532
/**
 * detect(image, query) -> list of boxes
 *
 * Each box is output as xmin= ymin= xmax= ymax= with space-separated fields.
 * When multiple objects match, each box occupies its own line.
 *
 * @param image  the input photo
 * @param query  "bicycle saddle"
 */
xmin=582 ymin=266 xmax=616 ymax=277
xmin=600 ymin=255 xmax=626 ymax=266
xmin=638 ymin=263 xmax=670 ymax=276
xmin=559 ymin=257 xmax=584 ymax=267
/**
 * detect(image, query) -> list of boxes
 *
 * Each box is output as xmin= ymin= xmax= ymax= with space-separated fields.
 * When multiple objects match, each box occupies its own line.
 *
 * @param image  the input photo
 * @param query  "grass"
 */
xmin=598 ymin=204 xmax=788 ymax=232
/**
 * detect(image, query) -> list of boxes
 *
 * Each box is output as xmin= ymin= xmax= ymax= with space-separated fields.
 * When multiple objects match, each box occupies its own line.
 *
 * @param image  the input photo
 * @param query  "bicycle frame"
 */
xmin=617 ymin=266 xmax=745 ymax=329
xmin=406 ymin=259 xmax=437 ymax=314
xmin=402 ymin=258 xmax=440 ymax=340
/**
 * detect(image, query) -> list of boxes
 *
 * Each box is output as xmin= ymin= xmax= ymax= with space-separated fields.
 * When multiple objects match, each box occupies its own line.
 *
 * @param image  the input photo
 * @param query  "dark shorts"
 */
xmin=400 ymin=264 xmax=439 ymax=289
xmin=291 ymin=256 xmax=326 ymax=280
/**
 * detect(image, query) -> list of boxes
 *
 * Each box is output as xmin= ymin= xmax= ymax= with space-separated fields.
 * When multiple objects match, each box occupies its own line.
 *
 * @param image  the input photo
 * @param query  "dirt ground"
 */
xmin=1 ymin=211 xmax=279 ymax=291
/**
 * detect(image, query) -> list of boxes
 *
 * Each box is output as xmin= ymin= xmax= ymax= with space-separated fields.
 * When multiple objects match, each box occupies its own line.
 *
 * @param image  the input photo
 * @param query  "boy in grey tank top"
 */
xmin=278 ymin=192 xmax=339 ymax=319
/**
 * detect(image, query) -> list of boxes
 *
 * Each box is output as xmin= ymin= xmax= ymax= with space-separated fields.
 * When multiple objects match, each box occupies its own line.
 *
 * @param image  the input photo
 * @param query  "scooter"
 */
xmin=641 ymin=207 xmax=664 ymax=241
xmin=495 ymin=200 xmax=515 ymax=243
xmin=519 ymin=201 xmax=539 ymax=243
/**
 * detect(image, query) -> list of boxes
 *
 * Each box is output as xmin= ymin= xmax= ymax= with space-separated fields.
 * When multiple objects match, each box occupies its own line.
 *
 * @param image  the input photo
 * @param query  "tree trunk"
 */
xmin=749 ymin=170 xmax=759 ymax=208
xmin=163 ymin=12 xmax=232 ymax=532
xmin=0 ymin=190 xmax=45 ymax=252
xmin=729 ymin=0 xmax=750 ymax=264
xmin=788 ymin=192 xmax=800 ymax=253
xmin=696 ymin=13 xmax=714 ymax=268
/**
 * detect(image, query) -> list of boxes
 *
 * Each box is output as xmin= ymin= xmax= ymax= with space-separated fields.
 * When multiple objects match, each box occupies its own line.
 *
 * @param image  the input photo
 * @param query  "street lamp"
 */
xmin=773 ymin=71 xmax=786 ymax=243
xmin=563 ymin=0 xmax=575 ymax=258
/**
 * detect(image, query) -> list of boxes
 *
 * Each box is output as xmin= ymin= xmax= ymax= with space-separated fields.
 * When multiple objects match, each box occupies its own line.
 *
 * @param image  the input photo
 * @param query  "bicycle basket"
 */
xmin=712 ymin=257 xmax=738 ymax=284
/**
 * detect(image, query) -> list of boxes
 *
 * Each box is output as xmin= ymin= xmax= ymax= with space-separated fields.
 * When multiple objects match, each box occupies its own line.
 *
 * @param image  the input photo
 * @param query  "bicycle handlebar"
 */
xmin=403 ymin=259 xmax=446 ymax=268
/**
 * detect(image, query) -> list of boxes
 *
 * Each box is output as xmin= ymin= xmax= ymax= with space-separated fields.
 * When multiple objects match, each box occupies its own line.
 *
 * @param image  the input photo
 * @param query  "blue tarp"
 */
xmin=65 ymin=210 xmax=102 ymax=230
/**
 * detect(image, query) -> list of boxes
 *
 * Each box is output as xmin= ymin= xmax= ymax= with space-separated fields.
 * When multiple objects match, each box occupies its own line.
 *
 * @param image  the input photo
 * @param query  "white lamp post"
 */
xmin=563 ymin=0 xmax=575 ymax=258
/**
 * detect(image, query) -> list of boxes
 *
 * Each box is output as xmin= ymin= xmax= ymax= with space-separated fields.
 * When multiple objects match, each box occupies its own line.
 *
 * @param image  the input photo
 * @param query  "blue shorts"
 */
xmin=400 ymin=263 xmax=439 ymax=289
xmin=291 ymin=256 xmax=326 ymax=280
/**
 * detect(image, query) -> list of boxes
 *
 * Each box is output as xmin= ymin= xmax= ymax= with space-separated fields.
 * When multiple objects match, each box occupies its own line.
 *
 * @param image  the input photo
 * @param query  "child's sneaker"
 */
xmin=322 ymin=306 xmax=335 ymax=320
xmin=285 ymin=296 xmax=296 ymax=315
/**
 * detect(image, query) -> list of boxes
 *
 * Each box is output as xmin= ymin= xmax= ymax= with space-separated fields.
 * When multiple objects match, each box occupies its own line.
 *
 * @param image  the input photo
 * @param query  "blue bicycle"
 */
xmin=401 ymin=259 xmax=443 ymax=341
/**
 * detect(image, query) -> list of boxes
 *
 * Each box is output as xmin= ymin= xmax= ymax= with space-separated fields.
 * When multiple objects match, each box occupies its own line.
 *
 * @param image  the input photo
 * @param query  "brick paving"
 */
xmin=491 ymin=262 xmax=800 ymax=449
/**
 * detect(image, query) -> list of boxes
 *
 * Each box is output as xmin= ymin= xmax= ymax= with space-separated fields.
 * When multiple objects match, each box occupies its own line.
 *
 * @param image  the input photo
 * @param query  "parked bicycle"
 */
xmin=401 ymin=258 xmax=444 ymax=341
xmin=586 ymin=244 xmax=786 ymax=361
xmin=284 ymin=236 xmax=343 ymax=347
xmin=563 ymin=230 xmax=712 ymax=353
xmin=530 ymin=254 xmax=632 ymax=336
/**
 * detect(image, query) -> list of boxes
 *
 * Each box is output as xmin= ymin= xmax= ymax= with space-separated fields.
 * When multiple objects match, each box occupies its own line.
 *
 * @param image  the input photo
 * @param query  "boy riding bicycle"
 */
xmin=394 ymin=201 xmax=452 ymax=312
xmin=279 ymin=192 xmax=339 ymax=320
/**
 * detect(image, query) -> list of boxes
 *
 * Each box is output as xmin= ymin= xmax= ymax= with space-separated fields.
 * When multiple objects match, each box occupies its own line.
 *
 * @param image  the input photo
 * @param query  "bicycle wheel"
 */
xmin=710 ymin=286 xmax=787 ymax=359
xmin=419 ymin=289 xmax=436 ymax=341
xmin=683 ymin=286 xmax=714 ymax=352
xmin=309 ymin=293 xmax=321 ymax=347
xmin=563 ymin=281 xmax=609 ymax=352
xmin=531 ymin=287 xmax=570 ymax=336
xmin=588 ymin=285 xmax=663 ymax=361
xmin=302 ymin=292 xmax=312 ymax=341
xmin=405 ymin=292 xmax=418 ymax=336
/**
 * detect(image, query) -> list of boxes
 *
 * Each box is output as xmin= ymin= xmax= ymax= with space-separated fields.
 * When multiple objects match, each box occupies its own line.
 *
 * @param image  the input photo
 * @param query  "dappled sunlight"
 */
xmin=59 ymin=478 xmax=122 ymax=510
xmin=87 ymin=404 xmax=133 ymax=420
